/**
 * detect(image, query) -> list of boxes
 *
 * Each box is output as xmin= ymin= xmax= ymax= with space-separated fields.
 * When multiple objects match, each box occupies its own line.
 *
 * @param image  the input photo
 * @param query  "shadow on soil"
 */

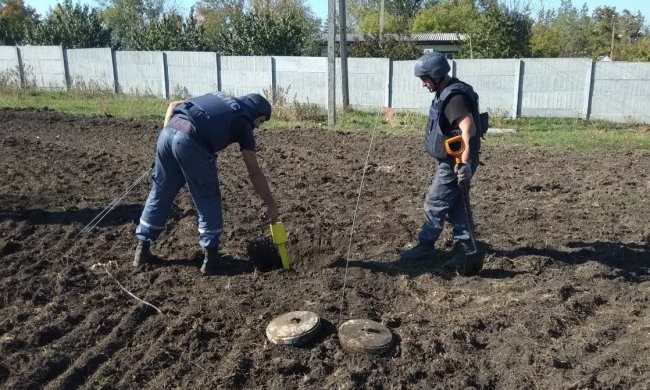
xmin=488 ymin=240 xmax=649 ymax=282
xmin=327 ymin=255 xmax=524 ymax=280
xmin=0 ymin=204 xmax=142 ymax=227
xmin=145 ymin=254 xmax=254 ymax=276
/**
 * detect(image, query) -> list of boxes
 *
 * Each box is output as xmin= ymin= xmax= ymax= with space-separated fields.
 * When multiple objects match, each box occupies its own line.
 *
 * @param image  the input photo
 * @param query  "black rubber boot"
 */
xmin=200 ymin=247 xmax=220 ymax=275
xmin=443 ymin=240 xmax=483 ymax=276
xmin=133 ymin=240 xmax=153 ymax=267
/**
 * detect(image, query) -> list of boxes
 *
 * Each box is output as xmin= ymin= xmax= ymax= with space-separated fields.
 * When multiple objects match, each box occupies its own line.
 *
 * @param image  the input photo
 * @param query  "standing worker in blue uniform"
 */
xmin=400 ymin=52 xmax=485 ymax=273
xmin=133 ymin=92 xmax=278 ymax=275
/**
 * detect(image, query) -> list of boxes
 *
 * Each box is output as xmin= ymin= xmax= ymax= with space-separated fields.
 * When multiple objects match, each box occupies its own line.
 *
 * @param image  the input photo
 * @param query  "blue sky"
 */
xmin=25 ymin=0 xmax=650 ymax=22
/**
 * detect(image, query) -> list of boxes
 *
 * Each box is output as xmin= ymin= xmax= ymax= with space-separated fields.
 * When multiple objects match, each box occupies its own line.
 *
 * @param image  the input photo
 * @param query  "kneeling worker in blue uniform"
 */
xmin=400 ymin=52 xmax=485 ymax=273
xmin=133 ymin=92 xmax=278 ymax=275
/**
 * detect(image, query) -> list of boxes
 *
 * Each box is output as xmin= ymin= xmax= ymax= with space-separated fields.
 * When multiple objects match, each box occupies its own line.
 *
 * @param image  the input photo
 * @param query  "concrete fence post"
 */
xmin=450 ymin=60 xmax=457 ymax=78
xmin=111 ymin=49 xmax=119 ymax=93
xmin=61 ymin=47 xmax=70 ymax=91
xmin=162 ymin=52 xmax=168 ymax=99
xmin=271 ymin=56 xmax=276 ymax=93
xmin=216 ymin=54 xmax=222 ymax=91
xmin=582 ymin=61 xmax=595 ymax=120
xmin=512 ymin=59 xmax=523 ymax=119
xmin=386 ymin=59 xmax=392 ymax=108
xmin=13 ymin=46 xmax=25 ymax=89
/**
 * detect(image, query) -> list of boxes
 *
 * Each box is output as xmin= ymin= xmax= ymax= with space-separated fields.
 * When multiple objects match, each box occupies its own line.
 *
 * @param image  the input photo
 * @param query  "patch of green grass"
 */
xmin=0 ymin=89 xmax=167 ymax=120
xmin=1 ymin=89 xmax=648 ymax=150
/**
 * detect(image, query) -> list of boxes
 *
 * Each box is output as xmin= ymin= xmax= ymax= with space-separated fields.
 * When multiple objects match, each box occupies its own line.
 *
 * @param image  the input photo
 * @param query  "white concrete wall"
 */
xmin=165 ymin=51 xmax=218 ymax=98
xmin=4 ymin=46 xmax=650 ymax=125
xmin=591 ymin=62 xmax=650 ymax=124
xmin=18 ymin=46 xmax=67 ymax=90
xmin=114 ymin=51 xmax=165 ymax=97
xmin=66 ymin=48 xmax=114 ymax=91
xmin=391 ymin=60 xmax=438 ymax=113
xmin=336 ymin=58 xmax=390 ymax=109
xmin=273 ymin=56 xmax=327 ymax=105
xmin=455 ymin=59 xmax=518 ymax=117
xmin=0 ymin=46 xmax=20 ymax=86
xmin=220 ymin=56 xmax=272 ymax=98
xmin=520 ymin=58 xmax=591 ymax=118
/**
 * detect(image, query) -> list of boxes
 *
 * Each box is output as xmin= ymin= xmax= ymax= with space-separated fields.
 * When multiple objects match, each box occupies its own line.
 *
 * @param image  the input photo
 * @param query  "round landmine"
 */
xmin=266 ymin=311 xmax=321 ymax=346
xmin=338 ymin=319 xmax=393 ymax=355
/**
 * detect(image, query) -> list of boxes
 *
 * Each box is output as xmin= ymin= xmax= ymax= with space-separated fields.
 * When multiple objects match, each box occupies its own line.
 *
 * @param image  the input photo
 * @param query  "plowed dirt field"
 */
xmin=1 ymin=107 xmax=649 ymax=389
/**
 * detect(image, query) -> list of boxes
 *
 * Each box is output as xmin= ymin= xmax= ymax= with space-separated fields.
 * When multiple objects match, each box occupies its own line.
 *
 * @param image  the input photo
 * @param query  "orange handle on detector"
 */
xmin=444 ymin=135 xmax=465 ymax=164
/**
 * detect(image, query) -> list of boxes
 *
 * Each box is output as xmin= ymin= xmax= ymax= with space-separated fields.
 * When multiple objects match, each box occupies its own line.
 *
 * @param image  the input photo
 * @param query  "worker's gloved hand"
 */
xmin=266 ymin=203 xmax=279 ymax=223
xmin=455 ymin=162 xmax=473 ymax=183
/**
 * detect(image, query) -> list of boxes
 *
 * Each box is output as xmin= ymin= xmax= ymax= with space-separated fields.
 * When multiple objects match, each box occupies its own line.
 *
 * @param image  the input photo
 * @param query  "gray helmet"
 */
xmin=240 ymin=93 xmax=272 ymax=121
xmin=414 ymin=52 xmax=450 ymax=80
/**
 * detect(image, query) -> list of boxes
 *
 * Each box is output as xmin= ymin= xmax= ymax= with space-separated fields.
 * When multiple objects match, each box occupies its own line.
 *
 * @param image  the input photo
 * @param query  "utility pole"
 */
xmin=338 ymin=0 xmax=349 ymax=109
xmin=379 ymin=0 xmax=385 ymax=35
xmin=327 ymin=0 xmax=336 ymax=125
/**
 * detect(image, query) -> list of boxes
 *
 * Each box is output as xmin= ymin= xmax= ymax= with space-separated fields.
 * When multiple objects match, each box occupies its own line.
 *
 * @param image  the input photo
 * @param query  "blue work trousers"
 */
xmin=135 ymin=127 xmax=222 ymax=248
xmin=417 ymin=159 xmax=473 ymax=244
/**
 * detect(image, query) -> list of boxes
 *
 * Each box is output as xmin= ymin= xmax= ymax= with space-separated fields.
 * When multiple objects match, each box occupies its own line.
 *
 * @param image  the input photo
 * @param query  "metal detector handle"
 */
xmin=444 ymin=135 xmax=465 ymax=164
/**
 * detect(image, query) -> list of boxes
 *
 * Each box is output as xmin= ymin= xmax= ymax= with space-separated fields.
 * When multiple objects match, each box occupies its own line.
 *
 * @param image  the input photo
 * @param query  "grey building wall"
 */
xmin=66 ymin=48 xmax=114 ymax=90
xmin=591 ymin=61 xmax=650 ymax=123
xmin=18 ymin=46 xmax=67 ymax=90
xmin=114 ymin=51 xmax=165 ymax=97
xmin=165 ymin=51 xmax=218 ymax=98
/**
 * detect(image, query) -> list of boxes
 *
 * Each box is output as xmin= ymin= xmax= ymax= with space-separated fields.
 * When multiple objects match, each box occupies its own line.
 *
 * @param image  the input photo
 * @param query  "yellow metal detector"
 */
xmin=443 ymin=135 xmax=484 ymax=276
xmin=444 ymin=135 xmax=465 ymax=164
xmin=269 ymin=222 xmax=291 ymax=270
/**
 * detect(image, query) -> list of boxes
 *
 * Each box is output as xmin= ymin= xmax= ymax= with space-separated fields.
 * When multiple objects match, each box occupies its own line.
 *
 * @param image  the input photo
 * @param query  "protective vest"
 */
xmin=424 ymin=81 xmax=485 ymax=169
xmin=173 ymin=91 xmax=255 ymax=153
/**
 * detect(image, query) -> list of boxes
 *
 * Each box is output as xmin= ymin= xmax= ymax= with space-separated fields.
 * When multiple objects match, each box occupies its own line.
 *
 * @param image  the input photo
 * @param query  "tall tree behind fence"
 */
xmin=1 ymin=45 xmax=649 ymax=124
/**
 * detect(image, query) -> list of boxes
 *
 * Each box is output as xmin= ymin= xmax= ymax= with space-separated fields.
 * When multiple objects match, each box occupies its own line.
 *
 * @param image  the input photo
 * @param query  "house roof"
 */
xmin=324 ymin=33 xmax=467 ymax=43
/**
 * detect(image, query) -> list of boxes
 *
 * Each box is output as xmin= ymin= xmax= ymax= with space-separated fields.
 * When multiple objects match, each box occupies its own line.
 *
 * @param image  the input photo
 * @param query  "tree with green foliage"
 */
xmin=462 ymin=0 xmax=531 ymax=58
xmin=198 ymin=0 xmax=320 ymax=55
xmin=348 ymin=0 xmax=435 ymax=33
xmin=348 ymin=33 xmax=422 ymax=60
xmin=590 ymin=6 xmax=645 ymax=60
xmin=123 ymin=10 xmax=206 ymax=51
xmin=411 ymin=0 xmax=477 ymax=34
xmin=529 ymin=0 xmax=592 ymax=57
xmin=215 ymin=9 xmax=313 ymax=55
xmin=0 ymin=0 xmax=38 ymax=44
xmin=100 ymin=0 xmax=172 ymax=48
xmin=25 ymin=0 xmax=111 ymax=48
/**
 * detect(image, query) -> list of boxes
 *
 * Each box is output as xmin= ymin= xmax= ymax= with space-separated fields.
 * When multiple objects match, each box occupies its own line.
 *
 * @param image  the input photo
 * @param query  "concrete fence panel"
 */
xmin=336 ymin=57 xmax=390 ymax=109
xmin=18 ymin=46 xmax=67 ymax=90
xmin=520 ymin=58 xmax=591 ymax=118
xmin=273 ymin=56 xmax=327 ymax=106
xmin=590 ymin=62 xmax=650 ymax=124
xmin=220 ymin=56 xmax=272 ymax=98
xmin=0 ymin=46 xmax=20 ymax=86
xmin=165 ymin=51 xmax=218 ymax=98
xmin=391 ymin=60 xmax=437 ymax=113
xmin=455 ymin=59 xmax=518 ymax=117
xmin=114 ymin=51 xmax=165 ymax=97
xmin=66 ymin=48 xmax=115 ymax=91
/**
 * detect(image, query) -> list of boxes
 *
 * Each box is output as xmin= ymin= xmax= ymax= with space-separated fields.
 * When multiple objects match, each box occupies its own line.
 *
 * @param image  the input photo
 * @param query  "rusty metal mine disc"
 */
xmin=338 ymin=319 xmax=393 ymax=355
xmin=266 ymin=311 xmax=321 ymax=346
